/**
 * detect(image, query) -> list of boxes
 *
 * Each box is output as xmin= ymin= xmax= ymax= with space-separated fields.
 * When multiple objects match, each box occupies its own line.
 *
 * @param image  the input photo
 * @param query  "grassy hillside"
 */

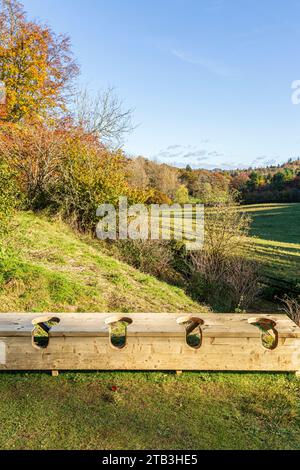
xmin=242 ymin=204 xmax=300 ymax=283
xmin=0 ymin=211 xmax=207 ymax=314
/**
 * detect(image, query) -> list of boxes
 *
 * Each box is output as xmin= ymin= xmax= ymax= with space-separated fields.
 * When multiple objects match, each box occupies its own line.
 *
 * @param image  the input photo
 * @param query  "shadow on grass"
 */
xmin=247 ymin=204 xmax=300 ymax=245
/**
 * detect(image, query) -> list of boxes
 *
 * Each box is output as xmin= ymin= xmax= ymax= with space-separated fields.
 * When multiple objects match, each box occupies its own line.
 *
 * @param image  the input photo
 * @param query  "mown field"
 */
xmin=160 ymin=202 xmax=300 ymax=285
xmin=242 ymin=203 xmax=300 ymax=285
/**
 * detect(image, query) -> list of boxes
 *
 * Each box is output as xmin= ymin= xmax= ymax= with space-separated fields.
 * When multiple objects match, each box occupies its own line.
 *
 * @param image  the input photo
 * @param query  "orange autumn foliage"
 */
xmin=0 ymin=0 xmax=79 ymax=122
xmin=0 ymin=121 xmax=153 ymax=230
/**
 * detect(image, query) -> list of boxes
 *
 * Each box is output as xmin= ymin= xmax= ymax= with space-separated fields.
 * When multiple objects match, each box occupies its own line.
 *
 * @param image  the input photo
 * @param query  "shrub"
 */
xmin=144 ymin=189 xmax=172 ymax=205
xmin=189 ymin=200 xmax=259 ymax=311
xmin=0 ymin=123 xmax=151 ymax=232
xmin=115 ymin=239 xmax=183 ymax=284
xmin=55 ymin=136 xmax=153 ymax=231
xmin=53 ymin=136 xmax=131 ymax=230
xmin=202 ymin=200 xmax=250 ymax=260
xmin=190 ymin=254 xmax=260 ymax=312
xmin=0 ymin=122 xmax=65 ymax=209
xmin=0 ymin=160 xmax=18 ymax=236
xmin=280 ymin=295 xmax=300 ymax=326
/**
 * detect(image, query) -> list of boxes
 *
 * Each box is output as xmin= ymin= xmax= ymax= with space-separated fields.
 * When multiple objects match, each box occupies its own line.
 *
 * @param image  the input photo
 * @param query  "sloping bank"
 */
xmin=0 ymin=211 xmax=207 ymax=314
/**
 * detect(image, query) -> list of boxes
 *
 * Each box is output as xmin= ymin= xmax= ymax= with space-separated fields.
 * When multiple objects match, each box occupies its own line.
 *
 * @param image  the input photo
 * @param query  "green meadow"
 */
xmin=242 ymin=203 xmax=300 ymax=283
xmin=159 ymin=202 xmax=300 ymax=290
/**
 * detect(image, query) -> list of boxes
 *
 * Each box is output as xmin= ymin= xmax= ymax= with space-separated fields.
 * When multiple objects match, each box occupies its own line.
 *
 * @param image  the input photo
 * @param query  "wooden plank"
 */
xmin=0 ymin=313 xmax=299 ymax=338
xmin=0 ymin=334 xmax=299 ymax=371
xmin=0 ymin=313 xmax=299 ymax=372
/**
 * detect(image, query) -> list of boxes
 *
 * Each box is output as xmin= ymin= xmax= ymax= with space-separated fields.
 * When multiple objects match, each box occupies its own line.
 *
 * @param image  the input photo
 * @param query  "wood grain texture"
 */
xmin=0 ymin=313 xmax=299 ymax=372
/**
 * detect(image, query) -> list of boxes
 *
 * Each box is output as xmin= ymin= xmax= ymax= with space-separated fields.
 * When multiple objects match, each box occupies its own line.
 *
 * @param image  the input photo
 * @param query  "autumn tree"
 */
xmin=230 ymin=172 xmax=249 ymax=192
xmin=0 ymin=122 xmax=66 ymax=207
xmin=146 ymin=161 xmax=180 ymax=198
xmin=175 ymin=184 xmax=189 ymax=204
xmin=0 ymin=0 xmax=79 ymax=122
xmin=128 ymin=156 xmax=150 ymax=188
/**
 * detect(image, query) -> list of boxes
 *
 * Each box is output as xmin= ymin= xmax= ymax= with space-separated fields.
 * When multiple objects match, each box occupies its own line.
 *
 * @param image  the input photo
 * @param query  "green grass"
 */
xmin=0 ymin=371 xmax=300 ymax=450
xmin=0 ymin=211 xmax=207 ymax=313
xmin=241 ymin=204 xmax=300 ymax=283
xmin=1 ymin=208 xmax=300 ymax=450
xmin=244 ymin=203 xmax=300 ymax=244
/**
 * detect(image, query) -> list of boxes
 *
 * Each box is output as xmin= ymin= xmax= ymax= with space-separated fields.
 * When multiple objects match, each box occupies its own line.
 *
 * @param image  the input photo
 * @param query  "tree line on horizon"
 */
xmin=128 ymin=156 xmax=300 ymax=205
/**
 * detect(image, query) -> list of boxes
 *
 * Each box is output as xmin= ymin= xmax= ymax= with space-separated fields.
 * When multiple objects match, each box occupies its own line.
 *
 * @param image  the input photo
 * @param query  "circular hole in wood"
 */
xmin=248 ymin=317 xmax=278 ymax=350
xmin=32 ymin=317 xmax=60 ymax=350
xmin=177 ymin=316 xmax=204 ymax=349
xmin=105 ymin=317 xmax=133 ymax=350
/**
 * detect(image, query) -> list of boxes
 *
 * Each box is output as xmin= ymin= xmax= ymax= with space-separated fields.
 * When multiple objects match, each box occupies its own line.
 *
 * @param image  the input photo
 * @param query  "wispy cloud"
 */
xmin=250 ymin=156 xmax=280 ymax=167
xmin=171 ymin=49 xmax=238 ymax=78
xmin=165 ymin=144 xmax=181 ymax=151
xmin=153 ymin=144 xmax=225 ymax=168
xmin=182 ymin=151 xmax=208 ymax=159
xmin=152 ymin=144 xmax=271 ymax=170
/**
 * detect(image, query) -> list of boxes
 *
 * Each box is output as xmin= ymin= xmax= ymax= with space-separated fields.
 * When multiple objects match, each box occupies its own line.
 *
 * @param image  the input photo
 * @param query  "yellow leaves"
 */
xmin=0 ymin=9 xmax=78 ymax=122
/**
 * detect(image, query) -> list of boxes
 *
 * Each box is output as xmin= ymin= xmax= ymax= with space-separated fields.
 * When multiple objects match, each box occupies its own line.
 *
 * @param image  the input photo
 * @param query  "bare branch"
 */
xmin=73 ymin=87 xmax=135 ymax=149
xmin=279 ymin=295 xmax=300 ymax=326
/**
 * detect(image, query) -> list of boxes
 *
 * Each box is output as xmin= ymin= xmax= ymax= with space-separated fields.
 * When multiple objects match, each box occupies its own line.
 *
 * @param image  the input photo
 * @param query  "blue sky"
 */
xmin=22 ymin=0 xmax=300 ymax=169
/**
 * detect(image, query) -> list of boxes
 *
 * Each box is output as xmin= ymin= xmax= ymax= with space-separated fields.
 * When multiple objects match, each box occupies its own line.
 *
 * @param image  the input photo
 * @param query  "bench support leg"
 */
xmin=51 ymin=370 xmax=59 ymax=377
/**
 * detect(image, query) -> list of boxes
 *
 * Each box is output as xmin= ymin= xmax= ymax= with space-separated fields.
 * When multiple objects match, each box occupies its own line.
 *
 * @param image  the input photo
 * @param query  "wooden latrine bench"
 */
xmin=0 ymin=313 xmax=300 ymax=374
